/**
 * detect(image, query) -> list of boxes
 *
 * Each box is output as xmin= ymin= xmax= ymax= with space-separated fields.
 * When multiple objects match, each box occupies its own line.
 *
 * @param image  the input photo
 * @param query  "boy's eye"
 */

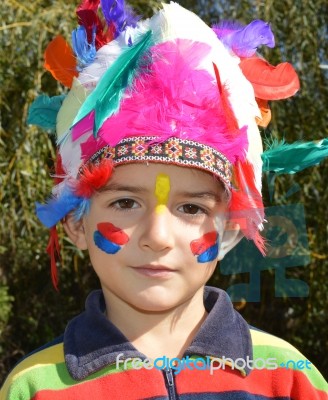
xmin=111 ymin=199 xmax=139 ymax=209
xmin=179 ymin=204 xmax=207 ymax=215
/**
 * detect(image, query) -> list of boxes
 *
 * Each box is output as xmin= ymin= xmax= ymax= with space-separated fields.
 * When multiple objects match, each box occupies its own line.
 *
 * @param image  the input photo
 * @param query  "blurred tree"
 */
xmin=0 ymin=0 xmax=327 ymax=384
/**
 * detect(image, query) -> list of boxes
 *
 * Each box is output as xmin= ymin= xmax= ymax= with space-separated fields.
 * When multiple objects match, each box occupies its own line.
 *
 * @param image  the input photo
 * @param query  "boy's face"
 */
xmin=73 ymin=163 xmax=227 ymax=312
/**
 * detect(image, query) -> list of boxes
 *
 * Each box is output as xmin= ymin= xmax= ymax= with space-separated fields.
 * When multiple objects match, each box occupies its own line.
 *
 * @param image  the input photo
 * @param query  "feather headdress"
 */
xmin=28 ymin=0 xmax=323 ymax=288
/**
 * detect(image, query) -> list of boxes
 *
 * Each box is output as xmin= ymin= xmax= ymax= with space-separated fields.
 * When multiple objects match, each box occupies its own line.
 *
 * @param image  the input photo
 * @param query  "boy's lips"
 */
xmin=131 ymin=264 xmax=176 ymax=278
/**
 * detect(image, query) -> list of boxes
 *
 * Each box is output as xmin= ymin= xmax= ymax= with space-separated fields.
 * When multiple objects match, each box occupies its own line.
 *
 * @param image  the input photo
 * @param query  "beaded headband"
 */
xmin=84 ymin=137 xmax=233 ymax=185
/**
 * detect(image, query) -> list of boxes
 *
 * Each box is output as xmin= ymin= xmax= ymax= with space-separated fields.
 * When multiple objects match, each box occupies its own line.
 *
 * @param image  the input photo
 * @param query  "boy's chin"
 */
xmin=123 ymin=287 xmax=203 ymax=314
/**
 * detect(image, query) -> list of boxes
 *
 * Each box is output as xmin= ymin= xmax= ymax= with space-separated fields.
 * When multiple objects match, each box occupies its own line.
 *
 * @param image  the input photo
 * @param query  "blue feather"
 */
xmin=73 ymin=198 xmax=91 ymax=221
xmin=27 ymin=94 xmax=65 ymax=131
xmin=262 ymin=138 xmax=328 ymax=174
xmin=36 ymin=189 xmax=84 ymax=228
xmin=72 ymin=26 xmax=96 ymax=69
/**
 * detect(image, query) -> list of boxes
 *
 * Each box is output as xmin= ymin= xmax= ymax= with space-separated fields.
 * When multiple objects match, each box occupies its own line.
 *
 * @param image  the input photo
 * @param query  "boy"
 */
xmin=1 ymin=1 xmax=327 ymax=399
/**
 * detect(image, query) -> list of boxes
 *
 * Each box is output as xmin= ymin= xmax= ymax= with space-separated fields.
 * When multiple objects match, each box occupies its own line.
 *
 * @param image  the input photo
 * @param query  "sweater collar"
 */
xmin=64 ymin=286 xmax=253 ymax=380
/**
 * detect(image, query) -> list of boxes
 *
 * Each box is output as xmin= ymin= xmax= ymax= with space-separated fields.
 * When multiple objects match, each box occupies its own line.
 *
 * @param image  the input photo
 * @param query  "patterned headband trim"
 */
xmin=84 ymin=136 xmax=233 ymax=185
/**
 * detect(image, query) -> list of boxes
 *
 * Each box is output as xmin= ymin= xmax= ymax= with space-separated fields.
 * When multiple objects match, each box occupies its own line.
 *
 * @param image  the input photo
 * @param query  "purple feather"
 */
xmin=72 ymin=25 xmax=97 ymax=69
xmin=212 ymin=20 xmax=244 ymax=38
xmin=100 ymin=0 xmax=139 ymax=38
xmin=213 ymin=19 xmax=275 ymax=57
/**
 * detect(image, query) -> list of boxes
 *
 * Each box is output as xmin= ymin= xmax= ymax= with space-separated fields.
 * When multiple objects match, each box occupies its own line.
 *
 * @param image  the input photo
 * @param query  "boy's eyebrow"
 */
xmin=97 ymin=183 xmax=147 ymax=194
xmin=98 ymin=184 xmax=221 ymax=201
xmin=177 ymin=190 xmax=222 ymax=202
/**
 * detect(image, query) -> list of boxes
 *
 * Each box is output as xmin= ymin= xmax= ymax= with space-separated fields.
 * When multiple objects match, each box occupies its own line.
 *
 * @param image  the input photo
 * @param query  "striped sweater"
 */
xmin=1 ymin=287 xmax=327 ymax=399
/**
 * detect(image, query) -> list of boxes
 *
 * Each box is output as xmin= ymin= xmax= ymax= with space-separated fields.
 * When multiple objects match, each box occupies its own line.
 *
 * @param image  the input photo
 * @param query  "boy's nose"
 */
xmin=139 ymin=208 xmax=175 ymax=253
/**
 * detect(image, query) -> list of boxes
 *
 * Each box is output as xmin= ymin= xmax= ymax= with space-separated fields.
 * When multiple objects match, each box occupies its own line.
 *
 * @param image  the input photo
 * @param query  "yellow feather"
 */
xmin=56 ymin=78 xmax=89 ymax=140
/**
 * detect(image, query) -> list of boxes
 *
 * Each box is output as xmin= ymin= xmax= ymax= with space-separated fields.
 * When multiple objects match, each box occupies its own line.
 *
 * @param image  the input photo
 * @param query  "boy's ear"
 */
xmin=218 ymin=222 xmax=243 ymax=260
xmin=62 ymin=214 xmax=88 ymax=250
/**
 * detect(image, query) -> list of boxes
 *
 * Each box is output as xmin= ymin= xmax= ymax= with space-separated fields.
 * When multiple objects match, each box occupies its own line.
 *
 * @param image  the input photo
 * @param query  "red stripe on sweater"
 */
xmin=175 ymin=367 xmax=327 ymax=399
xmin=32 ymin=368 xmax=167 ymax=400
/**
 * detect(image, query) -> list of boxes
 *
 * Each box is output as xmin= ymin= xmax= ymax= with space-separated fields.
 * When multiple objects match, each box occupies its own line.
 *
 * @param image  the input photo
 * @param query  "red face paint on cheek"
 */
xmin=190 ymin=231 xmax=219 ymax=263
xmin=97 ymin=222 xmax=129 ymax=245
xmin=190 ymin=231 xmax=218 ymax=255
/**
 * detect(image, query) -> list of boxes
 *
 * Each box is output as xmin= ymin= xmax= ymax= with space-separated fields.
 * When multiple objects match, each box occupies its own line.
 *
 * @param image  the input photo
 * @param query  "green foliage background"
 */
xmin=0 ymin=0 xmax=327 ymax=384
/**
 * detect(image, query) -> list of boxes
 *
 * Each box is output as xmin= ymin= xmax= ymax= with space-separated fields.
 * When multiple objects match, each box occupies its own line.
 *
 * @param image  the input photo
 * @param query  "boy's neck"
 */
xmin=102 ymin=286 xmax=208 ymax=360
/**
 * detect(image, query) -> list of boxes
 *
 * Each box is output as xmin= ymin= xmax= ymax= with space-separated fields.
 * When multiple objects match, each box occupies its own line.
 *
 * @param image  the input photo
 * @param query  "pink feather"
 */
xmin=72 ymin=111 xmax=95 ymax=141
xmin=76 ymin=40 xmax=249 ymax=163
xmin=80 ymin=135 xmax=108 ymax=161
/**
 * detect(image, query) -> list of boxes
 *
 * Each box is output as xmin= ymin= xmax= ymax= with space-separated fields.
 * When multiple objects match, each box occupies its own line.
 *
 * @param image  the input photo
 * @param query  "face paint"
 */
xmin=97 ymin=222 xmax=129 ymax=245
xmin=190 ymin=231 xmax=219 ymax=263
xmin=154 ymin=173 xmax=171 ymax=214
xmin=94 ymin=222 xmax=129 ymax=255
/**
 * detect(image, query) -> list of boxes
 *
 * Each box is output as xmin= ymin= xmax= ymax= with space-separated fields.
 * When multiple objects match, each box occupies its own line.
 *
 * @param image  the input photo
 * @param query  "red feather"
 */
xmin=54 ymin=152 xmax=66 ymax=185
xmin=75 ymin=158 xmax=114 ymax=197
xmin=77 ymin=10 xmax=114 ymax=49
xmin=76 ymin=0 xmax=113 ymax=50
xmin=229 ymin=160 xmax=265 ymax=255
xmin=44 ymin=36 xmax=78 ymax=88
xmin=46 ymin=226 xmax=61 ymax=291
xmin=239 ymin=57 xmax=300 ymax=100
xmin=77 ymin=0 xmax=100 ymax=11
xmin=213 ymin=62 xmax=239 ymax=131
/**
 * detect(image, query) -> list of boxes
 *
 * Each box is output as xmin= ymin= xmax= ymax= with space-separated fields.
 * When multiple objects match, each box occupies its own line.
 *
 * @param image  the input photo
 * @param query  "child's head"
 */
xmin=30 ymin=2 xmax=300 ymax=289
xmin=64 ymin=162 xmax=228 ymax=311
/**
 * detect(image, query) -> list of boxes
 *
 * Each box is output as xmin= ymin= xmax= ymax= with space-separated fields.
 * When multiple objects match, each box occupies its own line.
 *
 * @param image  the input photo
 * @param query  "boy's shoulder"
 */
xmin=249 ymin=325 xmax=313 ymax=366
xmin=0 ymin=336 xmax=66 ymax=400
xmin=248 ymin=325 xmax=328 ymax=396
xmin=249 ymin=325 xmax=304 ymax=358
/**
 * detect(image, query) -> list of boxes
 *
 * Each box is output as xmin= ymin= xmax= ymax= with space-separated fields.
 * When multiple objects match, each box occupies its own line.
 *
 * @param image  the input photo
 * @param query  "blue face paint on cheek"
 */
xmin=94 ymin=231 xmax=121 ymax=254
xmin=93 ymin=223 xmax=130 ymax=255
xmin=197 ymin=242 xmax=219 ymax=263
xmin=190 ymin=231 xmax=219 ymax=263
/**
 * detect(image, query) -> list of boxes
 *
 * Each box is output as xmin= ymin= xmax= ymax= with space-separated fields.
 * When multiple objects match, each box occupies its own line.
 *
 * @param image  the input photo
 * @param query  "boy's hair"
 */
xmin=28 ymin=1 xmax=301 ymax=288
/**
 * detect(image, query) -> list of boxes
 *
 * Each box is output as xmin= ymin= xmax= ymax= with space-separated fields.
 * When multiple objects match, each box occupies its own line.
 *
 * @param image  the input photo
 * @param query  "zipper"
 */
xmin=163 ymin=367 xmax=178 ymax=400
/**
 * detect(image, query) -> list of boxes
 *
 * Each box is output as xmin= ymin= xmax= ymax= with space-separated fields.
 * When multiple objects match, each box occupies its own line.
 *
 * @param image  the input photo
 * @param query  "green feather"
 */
xmin=27 ymin=94 xmax=65 ymax=131
xmin=72 ymin=30 xmax=153 ymax=137
xmin=262 ymin=138 xmax=328 ymax=174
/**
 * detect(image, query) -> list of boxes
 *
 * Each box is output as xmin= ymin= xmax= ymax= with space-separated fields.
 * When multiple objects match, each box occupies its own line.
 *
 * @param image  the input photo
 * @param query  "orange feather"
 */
xmin=44 ymin=35 xmax=78 ymax=88
xmin=255 ymin=98 xmax=271 ymax=127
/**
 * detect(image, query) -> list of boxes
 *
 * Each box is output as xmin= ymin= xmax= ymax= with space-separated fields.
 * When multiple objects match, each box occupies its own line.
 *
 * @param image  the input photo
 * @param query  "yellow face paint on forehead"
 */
xmin=154 ymin=173 xmax=171 ymax=214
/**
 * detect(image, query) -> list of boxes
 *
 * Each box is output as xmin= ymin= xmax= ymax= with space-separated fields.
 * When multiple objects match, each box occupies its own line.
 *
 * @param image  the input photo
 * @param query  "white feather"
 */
xmin=59 ymin=132 xmax=87 ymax=179
xmin=78 ymin=39 xmax=123 ymax=89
